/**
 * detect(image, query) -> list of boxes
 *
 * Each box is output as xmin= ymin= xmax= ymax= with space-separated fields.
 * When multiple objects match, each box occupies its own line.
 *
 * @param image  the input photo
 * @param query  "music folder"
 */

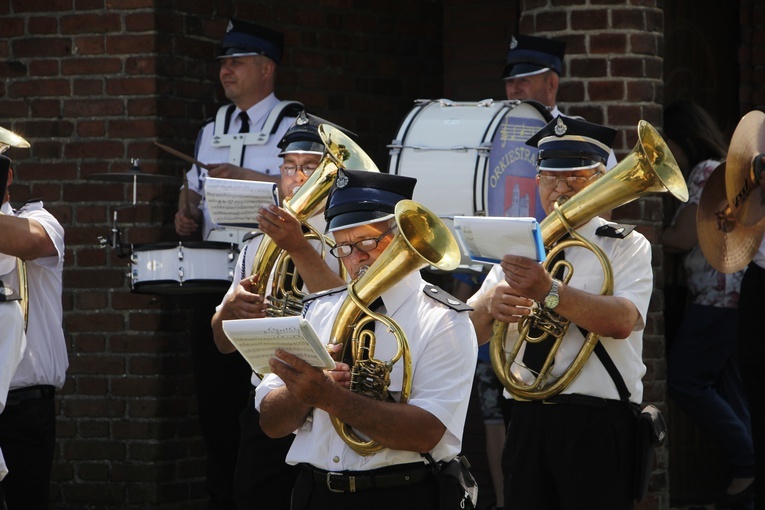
xmin=453 ymin=215 xmax=545 ymax=264
xmin=222 ymin=316 xmax=336 ymax=374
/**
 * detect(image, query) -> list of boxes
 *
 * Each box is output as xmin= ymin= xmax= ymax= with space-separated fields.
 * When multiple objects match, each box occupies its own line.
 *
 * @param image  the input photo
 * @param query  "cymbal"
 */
xmin=725 ymin=110 xmax=765 ymax=226
xmin=0 ymin=126 xmax=30 ymax=149
xmin=88 ymin=170 xmax=181 ymax=184
xmin=698 ymin=162 xmax=765 ymax=273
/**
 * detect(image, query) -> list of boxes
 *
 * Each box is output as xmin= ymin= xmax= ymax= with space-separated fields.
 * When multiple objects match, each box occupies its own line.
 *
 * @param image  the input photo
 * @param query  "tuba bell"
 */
xmin=250 ymin=124 xmax=379 ymax=316
xmin=490 ymin=120 xmax=688 ymax=401
xmin=327 ymin=200 xmax=461 ymax=455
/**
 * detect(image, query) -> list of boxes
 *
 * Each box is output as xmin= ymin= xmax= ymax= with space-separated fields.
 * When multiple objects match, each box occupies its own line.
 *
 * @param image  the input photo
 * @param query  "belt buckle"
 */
xmin=326 ymin=472 xmax=356 ymax=493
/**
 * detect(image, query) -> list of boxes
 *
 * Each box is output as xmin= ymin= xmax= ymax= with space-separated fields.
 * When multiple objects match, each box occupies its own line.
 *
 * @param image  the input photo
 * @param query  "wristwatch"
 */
xmin=544 ymin=279 xmax=561 ymax=309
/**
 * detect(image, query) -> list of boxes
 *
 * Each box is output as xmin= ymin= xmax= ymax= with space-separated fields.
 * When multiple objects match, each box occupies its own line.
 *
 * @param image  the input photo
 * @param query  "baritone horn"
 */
xmin=327 ymin=200 xmax=461 ymax=455
xmin=490 ymin=120 xmax=688 ymax=401
xmin=250 ymin=124 xmax=379 ymax=316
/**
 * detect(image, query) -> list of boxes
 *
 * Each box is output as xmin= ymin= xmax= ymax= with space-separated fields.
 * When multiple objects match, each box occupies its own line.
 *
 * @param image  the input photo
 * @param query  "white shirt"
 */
xmin=216 ymin=214 xmax=342 ymax=387
xmin=468 ymin=217 xmax=651 ymax=403
xmin=185 ymin=93 xmax=296 ymax=239
xmin=256 ymin=271 xmax=478 ymax=471
xmin=1 ymin=201 xmax=67 ymax=390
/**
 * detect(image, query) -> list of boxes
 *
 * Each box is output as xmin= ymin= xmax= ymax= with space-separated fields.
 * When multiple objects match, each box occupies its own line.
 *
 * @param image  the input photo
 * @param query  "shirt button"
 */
xmin=333 ymin=456 xmax=340 ymax=463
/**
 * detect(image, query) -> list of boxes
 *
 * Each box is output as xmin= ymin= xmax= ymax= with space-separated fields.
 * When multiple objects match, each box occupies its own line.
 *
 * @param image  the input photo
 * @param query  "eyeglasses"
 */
xmin=280 ymin=164 xmax=319 ymax=177
xmin=329 ymin=227 xmax=396 ymax=258
xmin=538 ymin=172 xmax=601 ymax=189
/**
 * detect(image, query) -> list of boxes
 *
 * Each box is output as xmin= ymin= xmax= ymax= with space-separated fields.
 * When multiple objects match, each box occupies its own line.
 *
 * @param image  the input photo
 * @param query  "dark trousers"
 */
xmin=291 ymin=465 xmax=439 ymax=510
xmin=233 ymin=393 xmax=296 ymax=510
xmin=738 ymin=263 xmax=765 ymax=509
xmin=0 ymin=392 xmax=56 ymax=510
xmin=188 ymin=294 xmax=253 ymax=510
xmin=668 ymin=304 xmax=754 ymax=478
xmin=504 ymin=399 xmax=636 ymax=510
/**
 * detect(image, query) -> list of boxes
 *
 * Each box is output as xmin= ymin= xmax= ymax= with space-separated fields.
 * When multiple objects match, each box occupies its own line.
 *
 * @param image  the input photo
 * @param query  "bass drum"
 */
xmin=129 ymin=241 xmax=238 ymax=295
xmin=388 ymin=99 xmax=552 ymax=269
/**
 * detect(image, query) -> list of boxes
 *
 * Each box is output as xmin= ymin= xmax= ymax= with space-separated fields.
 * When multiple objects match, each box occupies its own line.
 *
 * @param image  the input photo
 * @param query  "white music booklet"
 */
xmin=222 ymin=316 xmax=336 ymax=374
xmin=204 ymin=177 xmax=279 ymax=229
xmin=453 ymin=215 xmax=545 ymax=264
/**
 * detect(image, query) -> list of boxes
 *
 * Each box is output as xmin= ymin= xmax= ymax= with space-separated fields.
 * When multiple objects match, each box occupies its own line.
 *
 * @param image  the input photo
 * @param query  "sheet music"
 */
xmin=222 ymin=316 xmax=336 ymax=374
xmin=204 ymin=177 xmax=279 ymax=228
xmin=453 ymin=215 xmax=545 ymax=264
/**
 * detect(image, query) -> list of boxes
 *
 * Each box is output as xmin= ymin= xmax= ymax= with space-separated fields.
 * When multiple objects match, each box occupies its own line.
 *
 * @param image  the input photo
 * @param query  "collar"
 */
xmin=376 ymin=270 xmax=420 ymax=317
xmin=1 ymin=201 xmax=12 ymax=215
xmin=236 ymin=93 xmax=279 ymax=128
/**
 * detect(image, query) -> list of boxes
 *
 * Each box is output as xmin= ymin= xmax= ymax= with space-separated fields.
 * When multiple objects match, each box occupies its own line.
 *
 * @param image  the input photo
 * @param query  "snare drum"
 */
xmin=388 ymin=99 xmax=551 ymax=269
xmin=130 ymin=241 xmax=238 ymax=295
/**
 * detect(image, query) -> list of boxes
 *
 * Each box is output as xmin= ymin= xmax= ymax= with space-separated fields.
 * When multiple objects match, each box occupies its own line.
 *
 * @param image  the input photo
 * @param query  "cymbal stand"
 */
xmin=97 ymin=159 xmax=141 ymax=258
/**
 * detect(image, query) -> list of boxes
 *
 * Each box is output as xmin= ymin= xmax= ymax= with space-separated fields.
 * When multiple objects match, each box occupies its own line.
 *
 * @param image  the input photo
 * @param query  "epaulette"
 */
xmin=423 ymin=284 xmax=472 ymax=312
xmin=302 ymin=285 xmax=348 ymax=304
xmin=595 ymin=223 xmax=635 ymax=239
xmin=241 ymin=230 xmax=264 ymax=243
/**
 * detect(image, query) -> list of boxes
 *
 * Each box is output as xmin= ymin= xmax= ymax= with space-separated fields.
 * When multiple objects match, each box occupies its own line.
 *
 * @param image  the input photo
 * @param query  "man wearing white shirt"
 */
xmin=256 ymin=170 xmax=478 ymax=510
xmin=0 ymin=154 xmax=67 ymax=510
xmin=172 ymin=19 xmax=302 ymax=509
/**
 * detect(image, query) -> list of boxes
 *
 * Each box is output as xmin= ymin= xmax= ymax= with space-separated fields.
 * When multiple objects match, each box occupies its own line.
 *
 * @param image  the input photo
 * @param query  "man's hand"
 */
xmin=500 ymin=254 xmax=553 ymax=303
xmin=207 ymin=163 xmax=251 ymax=180
xmin=257 ymin=205 xmax=310 ymax=252
xmin=174 ymin=209 xmax=200 ymax=236
xmin=219 ymin=275 xmax=268 ymax=320
xmin=486 ymin=279 xmax=534 ymax=324
xmin=269 ymin=348 xmax=348 ymax=408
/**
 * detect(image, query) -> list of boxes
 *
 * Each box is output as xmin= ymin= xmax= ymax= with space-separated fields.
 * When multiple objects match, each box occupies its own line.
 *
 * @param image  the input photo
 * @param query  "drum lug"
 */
xmin=177 ymin=244 xmax=184 ymax=261
xmin=178 ymin=266 xmax=184 ymax=284
xmin=228 ymin=268 xmax=235 ymax=281
xmin=477 ymin=98 xmax=494 ymax=107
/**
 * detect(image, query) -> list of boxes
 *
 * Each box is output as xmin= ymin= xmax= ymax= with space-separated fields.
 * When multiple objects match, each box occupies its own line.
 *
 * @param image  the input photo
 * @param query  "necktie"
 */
xmin=238 ymin=111 xmax=249 ymax=163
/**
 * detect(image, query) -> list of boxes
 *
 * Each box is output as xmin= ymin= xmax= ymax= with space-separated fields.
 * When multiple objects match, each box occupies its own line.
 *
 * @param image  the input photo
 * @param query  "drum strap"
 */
xmin=211 ymin=101 xmax=304 ymax=166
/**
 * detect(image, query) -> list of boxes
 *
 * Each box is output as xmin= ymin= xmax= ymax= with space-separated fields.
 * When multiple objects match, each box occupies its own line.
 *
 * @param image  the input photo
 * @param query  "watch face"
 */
xmin=544 ymin=294 xmax=559 ymax=309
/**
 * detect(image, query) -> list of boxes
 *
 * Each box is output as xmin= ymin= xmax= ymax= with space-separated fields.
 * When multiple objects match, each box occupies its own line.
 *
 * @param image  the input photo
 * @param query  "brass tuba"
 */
xmin=327 ymin=200 xmax=461 ymax=455
xmin=490 ymin=120 xmax=688 ymax=401
xmin=250 ymin=125 xmax=379 ymax=316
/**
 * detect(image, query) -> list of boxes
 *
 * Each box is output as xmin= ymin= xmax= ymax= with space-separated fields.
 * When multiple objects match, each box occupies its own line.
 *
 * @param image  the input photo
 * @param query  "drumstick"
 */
xmin=154 ymin=141 xmax=214 ymax=171
xmin=154 ymin=141 xmax=203 ymax=215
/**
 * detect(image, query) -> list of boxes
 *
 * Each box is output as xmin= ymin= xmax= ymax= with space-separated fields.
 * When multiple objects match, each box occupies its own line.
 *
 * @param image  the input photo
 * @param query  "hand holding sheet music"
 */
xmin=453 ymin=216 xmax=545 ymax=264
xmin=204 ymin=177 xmax=279 ymax=229
xmin=222 ymin=316 xmax=336 ymax=374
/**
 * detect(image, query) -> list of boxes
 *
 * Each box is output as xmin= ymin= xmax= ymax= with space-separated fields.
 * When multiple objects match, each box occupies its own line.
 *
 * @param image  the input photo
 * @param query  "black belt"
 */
xmin=6 ymin=385 xmax=55 ymax=406
xmin=517 ymin=393 xmax=614 ymax=407
xmin=302 ymin=462 xmax=432 ymax=493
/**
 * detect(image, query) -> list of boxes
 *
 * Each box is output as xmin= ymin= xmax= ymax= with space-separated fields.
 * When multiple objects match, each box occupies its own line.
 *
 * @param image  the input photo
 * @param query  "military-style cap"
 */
xmin=218 ymin=19 xmax=285 ymax=64
xmin=325 ymin=169 xmax=416 ymax=232
xmin=278 ymin=114 xmax=324 ymax=157
xmin=526 ymin=116 xmax=617 ymax=171
xmin=502 ymin=35 xmax=566 ymax=79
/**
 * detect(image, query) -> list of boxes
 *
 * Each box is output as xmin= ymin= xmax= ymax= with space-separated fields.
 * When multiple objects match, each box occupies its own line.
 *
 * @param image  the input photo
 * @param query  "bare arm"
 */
xmin=257 ymin=205 xmax=346 ymax=292
xmin=208 ymin=163 xmax=281 ymax=185
xmin=468 ymin=280 xmax=533 ymax=346
xmin=662 ymin=203 xmax=698 ymax=253
xmin=0 ymin=215 xmax=56 ymax=260
xmin=501 ymin=254 xmax=639 ymax=339
xmin=211 ymin=276 xmax=268 ymax=353
xmin=261 ymin=350 xmax=445 ymax=452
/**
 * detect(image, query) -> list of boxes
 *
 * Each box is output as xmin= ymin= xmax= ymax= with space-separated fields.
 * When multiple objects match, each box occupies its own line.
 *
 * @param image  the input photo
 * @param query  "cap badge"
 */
xmin=226 ymin=20 xmax=234 ymax=33
xmin=336 ymin=173 xmax=349 ymax=188
xmin=296 ymin=110 xmax=309 ymax=126
xmin=554 ymin=117 xmax=567 ymax=136
xmin=509 ymin=36 xmax=518 ymax=50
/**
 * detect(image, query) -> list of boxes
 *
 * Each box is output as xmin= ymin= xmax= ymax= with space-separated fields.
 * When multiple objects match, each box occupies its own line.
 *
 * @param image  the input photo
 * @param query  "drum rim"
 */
xmin=131 ymin=241 xmax=237 ymax=251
